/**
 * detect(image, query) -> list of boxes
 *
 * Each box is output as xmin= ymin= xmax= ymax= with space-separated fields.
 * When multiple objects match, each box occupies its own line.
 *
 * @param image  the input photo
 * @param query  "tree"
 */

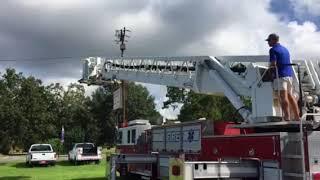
xmin=17 ymin=76 xmax=57 ymax=149
xmin=164 ymin=87 xmax=244 ymax=122
xmin=61 ymin=84 xmax=96 ymax=149
xmin=0 ymin=68 xmax=162 ymax=154
xmin=0 ymin=69 xmax=23 ymax=153
xmin=0 ymin=69 xmax=58 ymax=152
xmin=87 ymin=83 xmax=162 ymax=145
xmin=127 ymin=83 xmax=162 ymax=125
xmin=89 ymin=87 xmax=115 ymax=146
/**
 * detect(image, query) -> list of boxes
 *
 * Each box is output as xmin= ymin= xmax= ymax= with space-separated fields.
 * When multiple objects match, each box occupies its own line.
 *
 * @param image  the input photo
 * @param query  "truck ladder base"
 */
xmin=231 ymin=121 xmax=314 ymax=131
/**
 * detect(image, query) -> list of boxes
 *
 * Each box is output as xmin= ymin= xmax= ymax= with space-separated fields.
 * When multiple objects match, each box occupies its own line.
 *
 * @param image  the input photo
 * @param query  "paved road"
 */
xmin=0 ymin=155 xmax=25 ymax=163
xmin=0 ymin=154 xmax=68 ymax=163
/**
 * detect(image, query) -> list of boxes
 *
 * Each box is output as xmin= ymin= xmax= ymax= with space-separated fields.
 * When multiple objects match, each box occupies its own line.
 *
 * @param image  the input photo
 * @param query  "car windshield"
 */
xmin=31 ymin=145 xmax=52 ymax=151
xmin=76 ymin=143 xmax=94 ymax=149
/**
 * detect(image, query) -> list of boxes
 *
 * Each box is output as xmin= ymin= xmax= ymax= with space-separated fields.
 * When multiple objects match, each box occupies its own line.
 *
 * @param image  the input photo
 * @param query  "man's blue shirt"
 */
xmin=269 ymin=43 xmax=293 ymax=77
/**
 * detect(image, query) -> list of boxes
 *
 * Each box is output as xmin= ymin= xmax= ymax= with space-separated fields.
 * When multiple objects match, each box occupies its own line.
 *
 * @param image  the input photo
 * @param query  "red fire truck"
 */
xmin=81 ymin=56 xmax=320 ymax=180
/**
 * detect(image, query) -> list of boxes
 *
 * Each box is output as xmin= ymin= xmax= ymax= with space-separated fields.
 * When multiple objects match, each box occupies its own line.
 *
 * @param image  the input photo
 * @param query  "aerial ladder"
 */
xmin=80 ymin=55 xmax=320 ymax=124
xmin=80 ymin=55 xmax=320 ymax=180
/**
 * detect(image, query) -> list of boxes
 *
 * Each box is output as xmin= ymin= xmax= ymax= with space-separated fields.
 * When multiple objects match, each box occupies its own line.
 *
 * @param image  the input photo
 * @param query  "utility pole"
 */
xmin=115 ymin=27 xmax=130 ymax=58
xmin=115 ymin=27 xmax=131 ymax=127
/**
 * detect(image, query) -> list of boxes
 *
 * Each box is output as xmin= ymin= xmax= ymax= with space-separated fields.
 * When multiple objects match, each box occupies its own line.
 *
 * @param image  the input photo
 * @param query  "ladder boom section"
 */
xmin=81 ymin=56 xmax=256 ymax=96
xmin=105 ymin=56 xmax=199 ymax=89
xmin=80 ymin=56 xmax=265 ymax=123
xmin=80 ymin=56 xmax=320 ymax=96
xmin=82 ymin=56 xmax=203 ymax=90
xmin=80 ymin=55 xmax=320 ymax=123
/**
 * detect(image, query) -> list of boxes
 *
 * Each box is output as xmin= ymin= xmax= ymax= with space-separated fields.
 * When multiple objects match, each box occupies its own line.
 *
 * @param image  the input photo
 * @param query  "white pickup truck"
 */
xmin=26 ymin=144 xmax=57 ymax=167
xmin=68 ymin=143 xmax=102 ymax=165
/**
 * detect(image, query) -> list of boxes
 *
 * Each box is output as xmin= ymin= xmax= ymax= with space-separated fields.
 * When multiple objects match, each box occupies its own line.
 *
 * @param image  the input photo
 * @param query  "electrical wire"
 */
xmin=0 ymin=52 xmax=116 ymax=63
xmin=0 ymin=56 xmax=78 ymax=62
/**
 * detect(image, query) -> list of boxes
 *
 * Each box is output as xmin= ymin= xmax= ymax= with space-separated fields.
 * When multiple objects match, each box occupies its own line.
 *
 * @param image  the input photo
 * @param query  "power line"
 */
xmin=0 ymin=50 xmax=120 ymax=62
xmin=0 ymin=56 xmax=77 ymax=62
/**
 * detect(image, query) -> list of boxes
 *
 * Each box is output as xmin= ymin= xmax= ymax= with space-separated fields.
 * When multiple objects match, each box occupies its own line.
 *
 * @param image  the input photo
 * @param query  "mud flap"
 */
xmin=169 ymin=158 xmax=184 ymax=180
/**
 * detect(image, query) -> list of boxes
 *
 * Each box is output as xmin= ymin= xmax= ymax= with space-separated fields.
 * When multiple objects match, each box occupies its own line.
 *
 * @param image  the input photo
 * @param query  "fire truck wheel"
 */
xmin=131 ymin=173 xmax=141 ymax=180
xmin=119 ymin=173 xmax=140 ymax=180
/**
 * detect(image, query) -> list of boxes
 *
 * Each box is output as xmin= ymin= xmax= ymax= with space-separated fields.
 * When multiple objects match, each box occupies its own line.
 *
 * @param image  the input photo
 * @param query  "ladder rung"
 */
xmin=283 ymin=172 xmax=304 ymax=177
xmin=282 ymin=155 xmax=303 ymax=159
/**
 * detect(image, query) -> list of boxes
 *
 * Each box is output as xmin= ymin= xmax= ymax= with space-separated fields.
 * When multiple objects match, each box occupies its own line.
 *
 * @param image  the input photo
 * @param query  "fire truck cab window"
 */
xmin=127 ymin=130 xmax=131 ymax=144
xmin=131 ymin=129 xmax=136 ymax=144
xmin=117 ymin=131 xmax=122 ymax=144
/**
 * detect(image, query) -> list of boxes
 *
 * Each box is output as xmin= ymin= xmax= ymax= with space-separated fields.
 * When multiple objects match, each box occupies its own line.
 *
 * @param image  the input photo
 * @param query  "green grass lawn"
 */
xmin=0 ymin=160 xmax=109 ymax=180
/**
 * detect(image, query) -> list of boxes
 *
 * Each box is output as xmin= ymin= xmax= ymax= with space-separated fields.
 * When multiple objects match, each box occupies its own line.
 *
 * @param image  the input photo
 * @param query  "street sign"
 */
xmin=113 ymin=88 xmax=122 ymax=110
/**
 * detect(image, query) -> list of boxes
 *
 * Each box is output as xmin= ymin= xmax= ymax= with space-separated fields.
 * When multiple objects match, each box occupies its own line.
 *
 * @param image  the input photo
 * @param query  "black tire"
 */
xmin=119 ymin=173 xmax=140 ymax=180
xmin=130 ymin=173 xmax=141 ymax=180
xmin=95 ymin=160 xmax=100 ymax=165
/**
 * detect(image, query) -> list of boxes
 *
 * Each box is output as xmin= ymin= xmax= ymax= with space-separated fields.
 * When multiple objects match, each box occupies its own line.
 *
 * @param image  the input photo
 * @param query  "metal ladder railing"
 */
xmin=292 ymin=60 xmax=319 ymax=92
xmin=299 ymin=113 xmax=320 ymax=180
xmin=105 ymin=57 xmax=198 ymax=76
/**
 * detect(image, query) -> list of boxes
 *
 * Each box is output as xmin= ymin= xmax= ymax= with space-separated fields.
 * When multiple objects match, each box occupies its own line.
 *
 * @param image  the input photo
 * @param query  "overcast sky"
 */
xmin=1 ymin=0 xmax=320 ymax=119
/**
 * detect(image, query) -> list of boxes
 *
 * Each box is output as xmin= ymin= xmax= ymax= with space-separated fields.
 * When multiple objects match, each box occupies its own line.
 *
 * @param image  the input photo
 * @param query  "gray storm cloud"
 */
xmin=1 ymin=0 xmax=320 ymax=118
xmin=0 ymin=0 xmax=148 ymax=77
xmin=1 ymin=1 xmax=319 ymax=73
xmin=0 ymin=1 xmax=271 ymax=74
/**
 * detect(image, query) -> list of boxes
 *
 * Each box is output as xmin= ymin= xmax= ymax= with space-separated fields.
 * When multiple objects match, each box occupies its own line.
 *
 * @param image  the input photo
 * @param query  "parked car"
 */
xmin=26 ymin=144 xmax=57 ymax=167
xmin=68 ymin=143 xmax=102 ymax=165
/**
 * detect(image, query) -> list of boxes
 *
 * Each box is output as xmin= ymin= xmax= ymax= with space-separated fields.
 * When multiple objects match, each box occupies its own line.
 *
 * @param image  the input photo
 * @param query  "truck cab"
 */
xmin=116 ymin=119 xmax=152 ymax=154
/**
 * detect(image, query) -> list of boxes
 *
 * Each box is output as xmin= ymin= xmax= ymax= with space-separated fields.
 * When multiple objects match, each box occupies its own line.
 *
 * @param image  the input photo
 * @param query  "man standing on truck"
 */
xmin=266 ymin=33 xmax=300 ymax=121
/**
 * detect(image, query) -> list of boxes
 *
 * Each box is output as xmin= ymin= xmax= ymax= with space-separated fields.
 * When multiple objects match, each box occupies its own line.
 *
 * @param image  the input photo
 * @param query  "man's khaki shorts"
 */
xmin=273 ymin=76 xmax=293 ymax=94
